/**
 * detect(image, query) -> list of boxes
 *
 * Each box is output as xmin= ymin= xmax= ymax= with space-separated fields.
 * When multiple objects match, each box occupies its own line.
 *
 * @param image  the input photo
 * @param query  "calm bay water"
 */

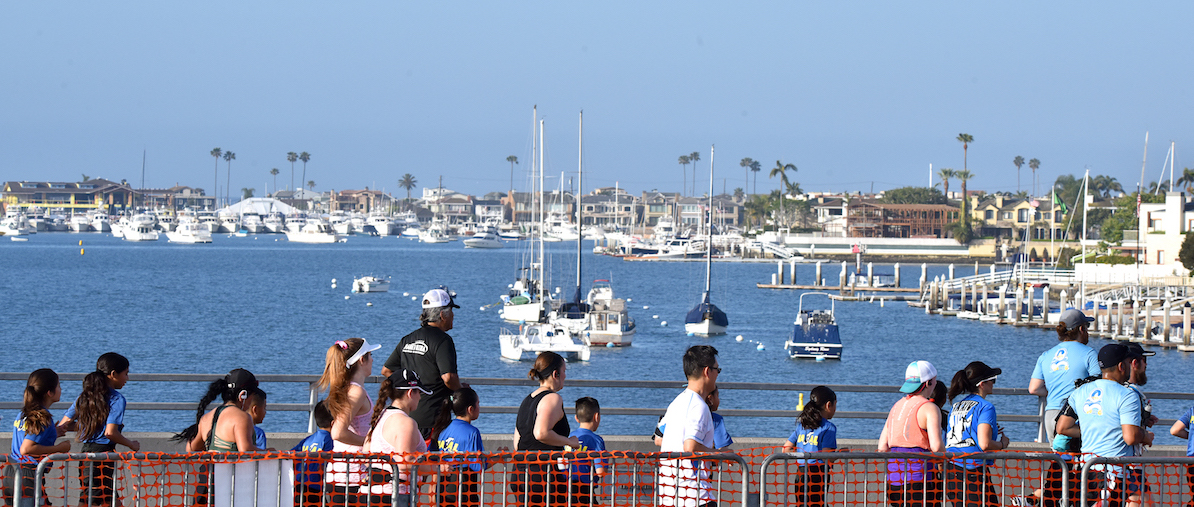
xmin=3 ymin=233 xmax=1191 ymax=444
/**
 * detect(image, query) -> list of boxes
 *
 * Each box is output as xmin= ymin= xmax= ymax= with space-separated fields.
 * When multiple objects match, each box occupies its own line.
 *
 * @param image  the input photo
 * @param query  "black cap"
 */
xmin=225 ymin=368 xmax=258 ymax=391
xmin=388 ymin=368 xmax=432 ymax=395
xmin=1097 ymin=344 xmax=1142 ymax=369
xmin=964 ymin=361 xmax=1003 ymax=382
xmin=1125 ymin=343 xmax=1156 ymax=357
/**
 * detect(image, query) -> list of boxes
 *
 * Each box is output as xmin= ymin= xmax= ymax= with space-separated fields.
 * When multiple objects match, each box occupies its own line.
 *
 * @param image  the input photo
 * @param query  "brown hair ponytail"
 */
xmin=22 ymin=369 xmax=59 ymax=436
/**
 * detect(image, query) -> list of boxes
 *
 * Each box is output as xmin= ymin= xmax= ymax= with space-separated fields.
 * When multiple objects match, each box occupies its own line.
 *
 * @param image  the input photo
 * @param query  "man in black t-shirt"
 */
xmin=382 ymin=287 xmax=463 ymax=438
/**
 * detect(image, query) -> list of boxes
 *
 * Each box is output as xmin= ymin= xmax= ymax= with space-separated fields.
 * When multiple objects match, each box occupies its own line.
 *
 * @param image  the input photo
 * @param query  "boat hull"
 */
xmin=501 ymin=301 xmax=546 ymax=323
xmin=165 ymin=231 xmax=213 ymax=243
xmin=285 ymin=232 xmax=344 ymax=244
xmin=684 ymin=320 xmax=726 ymax=337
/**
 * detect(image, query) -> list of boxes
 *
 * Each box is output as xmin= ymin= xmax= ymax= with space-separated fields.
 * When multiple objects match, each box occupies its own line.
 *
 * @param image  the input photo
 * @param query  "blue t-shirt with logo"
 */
xmin=1067 ymin=379 xmax=1141 ymax=458
xmin=1178 ymin=406 xmax=1194 ymax=457
xmin=946 ymin=394 xmax=999 ymax=468
xmin=254 ymin=426 xmax=267 ymax=450
xmin=711 ymin=412 xmax=733 ymax=449
xmin=292 ymin=429 xmax=333 ymax=452
xmin=292 ymin=429 xmax=333 ymax=491
xmin=569 ymin=427 xmax=607 ymax=484
xmin=10 ymin=412 xmax=58 ymax=463
xmin=1032 ymin=341 xmax=1100 ymax=410
xmin=437 ymin=419 xmax=484 ymax=472
xmin=63 ymin=388 xmax=126 ymax=444
xmin=787 ymin=419 xmax=837 ymax=464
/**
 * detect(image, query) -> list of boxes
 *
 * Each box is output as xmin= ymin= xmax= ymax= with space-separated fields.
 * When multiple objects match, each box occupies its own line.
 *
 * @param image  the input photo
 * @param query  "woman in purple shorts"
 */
xmin=878 ymin=361 xmax=945 ymax=507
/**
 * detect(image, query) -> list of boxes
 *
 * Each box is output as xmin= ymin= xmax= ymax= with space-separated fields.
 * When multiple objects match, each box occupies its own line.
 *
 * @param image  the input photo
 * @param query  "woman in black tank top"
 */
xmin=514 ymin=352 xmax=580 ymax=507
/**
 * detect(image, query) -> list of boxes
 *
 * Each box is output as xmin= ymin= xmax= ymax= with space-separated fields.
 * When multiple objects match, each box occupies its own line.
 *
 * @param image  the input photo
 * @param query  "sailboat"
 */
xmin=501 ymin=107 xmax=553 ymax=323
xmin=684 ymin=146 xmax=728 ymax=336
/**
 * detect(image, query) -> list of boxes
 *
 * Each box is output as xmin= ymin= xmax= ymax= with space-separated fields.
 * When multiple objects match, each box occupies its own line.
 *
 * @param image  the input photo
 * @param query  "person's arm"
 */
xmin=330 ymin=388 xmax=368 ymax=447
xmin=1170 ymin=419 xmax=1189 ymax=439
xmin=682 ymin=438 xmax=716 ymax=453
xmin=380 ymin=344 xmax=402 ymax=379
xmin=1028 ymin=378 xmax=1048 ymax=397
xmin=533 ymin=393 xmax=580 ymax=448
xmin=781 ymin=440 xmax=796 ymax=452
xmin=921 ymin=402 xmax=943 ymax=452
xmin=441 ymin=372 xmax=462 ymax=392
xmin=21 ymin=438 xmax=70 ymax=456
xmin=1118 ymin=388 xmax=1150 ymax=446
xmin=104 ymin=395 xmax=139 ymax=451
xmin=437 ymin=339 xmax=462 ymax=391
xmin=1055 ymin=414 xmax=1081 ymax=438
xmin=104 ymin=423 xmax=140 ymax=451
xmin=233 ymin=411 xmax=258 ymax=452
xmin=1123 ymin=424 xmax=1152 ymax=446
xmin=975 ymin=423 xmax=1009 ymax=451
xmin=877 ymin=418 xmax=891 ymax=452
xmin=512 ymin=428 xmax=520 ymax=450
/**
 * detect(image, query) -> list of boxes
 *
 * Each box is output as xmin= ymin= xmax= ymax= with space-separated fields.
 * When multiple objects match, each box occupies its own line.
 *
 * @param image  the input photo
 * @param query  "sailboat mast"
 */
xmin=705 ymin=145 xmax=714 ymax=294
xmin=1082 ymin=168 xmax=1090 ymax=264
xmin=539 ymin=119 xmax=546 ymax=302
xmin=575 ymin=110 xmax=583 ymax=304
xmin=529 ymin=106 xmax=537 ymax=292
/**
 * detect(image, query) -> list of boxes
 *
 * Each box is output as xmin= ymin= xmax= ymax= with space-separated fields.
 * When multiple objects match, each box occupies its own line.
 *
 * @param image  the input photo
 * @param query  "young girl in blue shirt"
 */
xmin=10 ymin=369 xmax=71 ymax=504
xmin=430 ymin=387 xmax=484 ymax=507
xmin=944 ymin=361 xmax=1008 ymax=507
xmin=58 ymin=352 xmax=139 ymax=506
xmin=782 ymin=386 xmax=838 ymax=507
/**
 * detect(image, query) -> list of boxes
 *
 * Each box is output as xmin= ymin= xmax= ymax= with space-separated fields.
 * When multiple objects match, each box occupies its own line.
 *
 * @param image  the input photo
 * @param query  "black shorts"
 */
xmin=78 ymin=442 xmax=118 ymax=506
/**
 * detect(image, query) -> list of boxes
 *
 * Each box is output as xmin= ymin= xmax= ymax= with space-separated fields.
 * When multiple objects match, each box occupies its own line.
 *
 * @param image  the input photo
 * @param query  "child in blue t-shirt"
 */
xmin=293 ymin=401 xmax=334 ymax=503
xmin=11 ymin=369 xmax=71 ymax=504
xmin=245 ymin=388 xmax=270 ymax=450
xmin=1169 ymin=405 xmax=1194 ymax=501
xmin=707 ymin=388 xmax=734 ymax=450
xmin=58 ymin=353 xmax=139 ymax=506
xmin=782 ymin=386 xmax=838 ymax=507
xmin=570 ymin=396 xmax=607 ymax=505
xmin=431 ymin=387 xmax=484 ymax=507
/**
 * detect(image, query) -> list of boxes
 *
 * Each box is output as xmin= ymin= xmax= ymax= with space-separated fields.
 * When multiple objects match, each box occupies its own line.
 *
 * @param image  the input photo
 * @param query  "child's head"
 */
xmin=96 ymin=352 xmax=130 ymax=389
xmin=705 ymin=388 xmax=722 ymax=411
xmin=798 ymin=386 xmax=837 ymax=430
xmin=575 ymin=396 xmax=601 ymax=430
xmin=22 ymin=369 xmax=60 ymax=435
xmin=313 ymin=400 xmax=333 ymax=431
xmin=245 ymin=387 xmax=267 ymax=424
xmin=429 ymin=387 xmax=480 ymax=443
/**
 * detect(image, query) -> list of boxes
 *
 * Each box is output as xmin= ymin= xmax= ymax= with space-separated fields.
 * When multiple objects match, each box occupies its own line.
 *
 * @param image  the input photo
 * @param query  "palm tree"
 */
xmin=1013 ymin=156 xmax=1025 ymax=193
xmin=1176 ymin=168 xmax=1194 ymax=194
xmin=770 ymin=161 xmax=797 ymax=227
xmin=678 ymin=155 xmax=690 ymax=195
xmin=733 ymin=187 xmax=745 ymax=201
xmin=956 ymin=133 xmax=974 ymax=172
xmin=81 ymin=174 xmax=91 ymax=182
xmin=954 ymin=169 xmax=974 ymax=219
xmin=399 ymin=173 xmax=417 ymax=205
xmin=241 ymin=187 xmax=255 ymax=200
xmin=506 ymin=155 xmax=519 ymax=193
xmin=1028 ymin=158 xmax=1041 ymax=196
xmin=739 ymin=157 xmax=754 ymax=194
xmin=785 ymin=180 xmax=803 ymax=197
xmin=307 ymin=181 xmax=316 ymax=191
xmin=750 ymin=160 xmax=761 ymax=195
xmin=299 ymin=152 xmax=311 ymax=196
xmin=937 ymin=167 xmax=956 ymax=199
xmin=689 ymin=151 xmax=701 ymax=195
xmin=223 ymin=151 xmax=235 ymax=206
xmin=210 ymin=148 xmax=222 ymax=204
xmin=287 ymin=152 xmax=298 ymax=191
xmin=269 ymin=168 xmax=280 ymax=195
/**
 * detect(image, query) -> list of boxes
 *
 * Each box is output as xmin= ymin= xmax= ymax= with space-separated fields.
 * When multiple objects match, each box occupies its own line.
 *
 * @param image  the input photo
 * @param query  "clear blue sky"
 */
xmin=3 ymin=2 xmax=1192 ymax=199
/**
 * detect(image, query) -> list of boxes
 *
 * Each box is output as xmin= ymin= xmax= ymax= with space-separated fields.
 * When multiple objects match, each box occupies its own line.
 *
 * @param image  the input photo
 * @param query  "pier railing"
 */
xmin=5 ymin=373 xmax=1193 ymax=439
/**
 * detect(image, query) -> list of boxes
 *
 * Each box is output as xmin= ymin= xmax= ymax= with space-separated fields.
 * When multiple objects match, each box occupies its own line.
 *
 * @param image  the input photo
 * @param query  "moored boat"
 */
xmin=783 ymin=292 xmax=842 ymax=360
xmin=499 ymin=323 xmax=590 ymax=362
xmin=352 ymin=275 xmax=391 ymax=293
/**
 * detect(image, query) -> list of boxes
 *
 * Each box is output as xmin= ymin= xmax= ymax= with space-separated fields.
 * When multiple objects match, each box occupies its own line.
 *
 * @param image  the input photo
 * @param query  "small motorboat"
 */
xmin=462 ymin=231 xmax=504 ymax=249
xmin=352 ymin=275 xmax=391 ymax=293
xmin=499 ymin=323 xmax=590 ymax=362
xmin=783 ymin=292 xmax=842 ymax=360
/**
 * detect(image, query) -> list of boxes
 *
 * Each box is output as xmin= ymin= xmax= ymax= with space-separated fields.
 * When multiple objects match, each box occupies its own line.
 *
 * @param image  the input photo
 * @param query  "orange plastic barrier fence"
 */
xmin=1080 ymin=456 xmax=1194 ymax=507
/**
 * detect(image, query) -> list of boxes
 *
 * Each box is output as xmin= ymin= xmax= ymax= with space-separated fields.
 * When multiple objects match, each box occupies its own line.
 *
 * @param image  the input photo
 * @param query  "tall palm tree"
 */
xmin=956 ymin=133 xmax=974 ymax=172
xmin=937 ymin=167 xmax=956 ymax=199
xmin=210 ymin=148 xmax=222 ymax=204
xmin=506 ymin=155 xmax=519 ymax=193
xmin=678 ymin=155 xmax=690 ymax=195
xmin=954 ymin=169 xmax=973 ymax=219
xmin=750 ymin=160 xmax=761 ymax=195
xmin=287 ymin=152 xmax=298 ymax=191
xmin=299 ymin=152 xmax=311 ymax=196
xmin=1028 ymin=158 xmax=1040 ymax=196
xmin=1176 ymin=168 xmax=1194 ymax=194
xmin=770 ymin=161 xmax=797 ymax=227
xmin=399 ymin=173 xmax=417 ymax=205
xmin=269 ymin=168 xmax=280 ymax=195
xmin=739 ymin=157 xmax=754 ymax=194
xmin=1013 ymin=156 xmax=1025 ymax=193
xmin=689 ymin=151 xmax=701 ymax=196
xmin=241 ymin=187 xmax=255 ymax=200
xmin=223 ymin=151 xmax=236 ymax=206
xmin=307 ymin=180 xmax=315 ymax=191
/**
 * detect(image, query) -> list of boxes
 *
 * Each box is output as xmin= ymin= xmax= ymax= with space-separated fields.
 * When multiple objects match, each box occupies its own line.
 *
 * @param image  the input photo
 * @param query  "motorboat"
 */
xmin=367 ymin=211 xmax=395 ymax=236
xmin=551 ymin=280 xmax=636 ymax=346
xmin=286 ymin=220 xmax=345 ymax=244
xmin=241 ymin=210 xmax=265 ymax=234
xmin=0 ymin=211 xmax=34 ymax=236
xmin=352 ymin=275 xmax=391 ymax=293
xmin=122 ymin=213 xmax=160 ymax=242
xmin=419 ymin=229 xmax=450 ymax=243
xmin=848 ymin=271 xmax=897 ymax=288
xmin=197 ymin=210 xmax=221 ymax=234
xmin=263 ymin=212 xmax=285 ymax=233
xmin=155 ymin=211 xmax=176 ymax=232
xmin=499 ymin=323 xmax=590 ymax=362
xmin=783 ymin=292 xmax=842 ymax=360
xmin=329 ymin=211 xmax=354 ymax=236
xmin=463 ymin=230 xmax=504 ymax=249
xmin=349 ymin=213 xmax=368 ymax=235
xmin=165 ymin=217 xmax=213 ymax=244
xmin=89 ymin=210 xmax=111 ymax=233
xmin=285 ymin=214 xmax=308 ymax=234
xmin=684 ymin=147 xmax=728 ymax=337
xmin=69 ymin=213 xmax=91 ymax=232
xmin=217 ymin=210 xmax=240 ymax=234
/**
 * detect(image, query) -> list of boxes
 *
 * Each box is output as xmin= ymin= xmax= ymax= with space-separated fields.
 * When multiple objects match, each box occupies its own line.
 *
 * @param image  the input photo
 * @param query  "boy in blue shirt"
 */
xmin=707 ymin=388 xmax=733 ymax=450
xmin=570 ymin=396 xmax=607 ymax=506
xmin=293 ymin=401 xmax=334 ymax=505
xmin=245 ymin=388 xmax=270 ymax=450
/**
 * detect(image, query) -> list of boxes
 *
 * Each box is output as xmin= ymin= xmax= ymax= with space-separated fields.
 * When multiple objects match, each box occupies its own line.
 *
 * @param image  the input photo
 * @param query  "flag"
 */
xmin=1052 ymin=192 xmax=1068 ymax=214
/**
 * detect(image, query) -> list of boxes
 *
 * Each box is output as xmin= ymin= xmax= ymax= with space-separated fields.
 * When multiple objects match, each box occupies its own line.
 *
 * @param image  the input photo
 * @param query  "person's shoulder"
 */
xmin=823 ymin=419 xmax=838 ymax=432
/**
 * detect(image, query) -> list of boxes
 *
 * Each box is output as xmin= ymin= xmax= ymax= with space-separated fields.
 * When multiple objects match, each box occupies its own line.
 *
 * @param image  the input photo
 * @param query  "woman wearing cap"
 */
xmin=174 ymin=368 xmax=261 ymax=452
xmin=364 ymin=369 xmax=435 ymax=507
xmin=514 ymin=352 xmax=581 ymax=507
xmin=944 ymin=361 xmax=1009 ymax=507
xmin=878 ymin=360 xmax=944 ymax=507
xmin=317 ymin=337 xmax=382 ymax=486
xmin=1029 ymin=308 xmax=1099 ymax=442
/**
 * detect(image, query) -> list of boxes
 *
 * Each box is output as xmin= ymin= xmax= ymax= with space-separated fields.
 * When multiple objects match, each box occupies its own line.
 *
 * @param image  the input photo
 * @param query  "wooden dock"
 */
xmin=756 ymin=283 xmax=920 ymax=292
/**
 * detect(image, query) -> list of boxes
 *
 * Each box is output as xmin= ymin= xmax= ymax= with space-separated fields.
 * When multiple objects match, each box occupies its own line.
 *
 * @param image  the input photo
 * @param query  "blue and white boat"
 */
xmin=783 ymin=292 xmax=842 ymax=360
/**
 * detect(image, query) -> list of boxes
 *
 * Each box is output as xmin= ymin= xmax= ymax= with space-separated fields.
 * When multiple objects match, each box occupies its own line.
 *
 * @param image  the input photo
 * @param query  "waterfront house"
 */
xmin=640 ymin=192 xmax=679 ymax=227
xmin=846 ymin=200 xmax=959 ymax=238
xmin=473 ymin=198 xmax=504 ymax=222
xmin=810 ymin=197 xmax=848 ymax=237
xmin=1136 ymin=191 xmax=1190 ymax=266
xmin=3 ymin=179 xmax=136 ymax=213
xmin=579 ymin=192 xmax=638 ymax=227
xmin=331 ymin=189 xmax=392 ymax=213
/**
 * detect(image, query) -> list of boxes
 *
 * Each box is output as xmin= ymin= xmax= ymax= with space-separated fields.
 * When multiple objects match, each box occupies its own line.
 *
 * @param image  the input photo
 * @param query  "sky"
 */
xmin=3 ymin=2 xmax=1192 ymax=200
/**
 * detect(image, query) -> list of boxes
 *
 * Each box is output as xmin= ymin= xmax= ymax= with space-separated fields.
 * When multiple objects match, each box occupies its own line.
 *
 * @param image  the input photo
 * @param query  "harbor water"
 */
xmin=3 ymin=233 xmax=1192 ymax=444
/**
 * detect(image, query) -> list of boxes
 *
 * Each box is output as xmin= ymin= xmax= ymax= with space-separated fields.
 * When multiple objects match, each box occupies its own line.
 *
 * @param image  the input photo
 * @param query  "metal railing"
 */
xmin=1079 ymin=455 xmax=1194 ymax=507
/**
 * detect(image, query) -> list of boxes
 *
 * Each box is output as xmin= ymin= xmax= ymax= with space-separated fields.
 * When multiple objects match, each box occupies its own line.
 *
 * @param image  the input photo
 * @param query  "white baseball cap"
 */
xmin=900 ymin=360 xmax=938 ymax=393
xmin=422 ymin=288 xmax=460 ymax=309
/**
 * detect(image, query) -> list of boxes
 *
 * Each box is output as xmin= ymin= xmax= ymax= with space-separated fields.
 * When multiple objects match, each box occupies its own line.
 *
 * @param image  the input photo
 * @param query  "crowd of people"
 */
xmin=6 ymin=292 xmax=1193 ymax=507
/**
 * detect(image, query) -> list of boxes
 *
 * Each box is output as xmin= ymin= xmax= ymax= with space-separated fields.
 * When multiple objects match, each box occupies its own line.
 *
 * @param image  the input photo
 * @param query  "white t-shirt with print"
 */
xmin=658 ymin=388 xmax=714 ymax=507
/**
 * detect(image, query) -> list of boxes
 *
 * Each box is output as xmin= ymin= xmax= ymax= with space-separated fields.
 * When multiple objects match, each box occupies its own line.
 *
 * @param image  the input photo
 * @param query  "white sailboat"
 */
xmin=501 ymin=108 xmax=553 ymax=323
xmin=352 ymin=275 xmax=391 ymax=293
xmin=684 ymin=146 xmax=728 ymax=336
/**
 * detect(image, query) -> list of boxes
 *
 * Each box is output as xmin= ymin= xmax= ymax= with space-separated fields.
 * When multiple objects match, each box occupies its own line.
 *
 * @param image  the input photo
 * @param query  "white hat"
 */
xmin=900 ymin=360 xmax=938 ymax=393
xmin=347 ymin=338 xmax=382 ymax=367
xmin=422 ymin=288 xmax=460 ymax=309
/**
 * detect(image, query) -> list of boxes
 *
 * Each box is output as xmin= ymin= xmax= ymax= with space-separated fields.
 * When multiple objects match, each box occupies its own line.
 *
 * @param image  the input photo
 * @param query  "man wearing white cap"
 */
xmin=382 ymin=287 xmax=463 ymax=439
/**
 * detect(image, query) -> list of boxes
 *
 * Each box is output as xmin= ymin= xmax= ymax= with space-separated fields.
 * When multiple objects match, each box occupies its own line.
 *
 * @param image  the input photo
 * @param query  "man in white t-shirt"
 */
xmin=658 ymin=345 xmax=721 ymax=507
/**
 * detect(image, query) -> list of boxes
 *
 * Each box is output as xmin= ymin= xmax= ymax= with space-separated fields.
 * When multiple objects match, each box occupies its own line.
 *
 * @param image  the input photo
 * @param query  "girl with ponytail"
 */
xmin=57 ymin=352 xmax=137 ymax=506
xmin=319 ymin=338 xmax=381 ymax=493
xmin=10 ymin=369 xmax=70 ymax=502
xmin=174 ymin=368 xmax=260 ymax=452
xmin=431 ymin=388 xmax=484 ymax=507
xmin=361 ymin=369 xmax=433 ymax=507
xmin=944 ymin=361 xmax=1008 ymax=507
xmin=782 ymin=386 xmax=838 ymax=507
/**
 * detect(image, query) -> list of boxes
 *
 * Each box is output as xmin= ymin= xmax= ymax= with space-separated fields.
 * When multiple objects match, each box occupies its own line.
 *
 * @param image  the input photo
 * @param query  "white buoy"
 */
xmin=411 ymin=296 xmax=417 ymax=300
xmin=756 ymin=343 xmax=766 ymax=351
xmin=627 ymin=298 xmax=633 ymax=302
xmin=686 ymin=332 xmax=694 ymax=337
xmin=331 ymin=284 xmax=337 ymax=289
xmin=479 ymin=306 xmax=485 ymax=311
xmin=660 ymin=321 xmax=668 ymax=326
xmin=403 ymin=292 xmax=410 ymax=296
xmin=735 ymin=335 xmax=744 ymax=342
xmin=344 ymin=296 xmax=350 ymax=300
xmin=652 ymin=315 xmax=659 ymax=319
xmin=643 ymin=305 xmax=650 ymax=310
xmin=366 ymin=302 xmax=373 ymax=307
xmin=332 ymin=278 xmax=337 ymax=284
